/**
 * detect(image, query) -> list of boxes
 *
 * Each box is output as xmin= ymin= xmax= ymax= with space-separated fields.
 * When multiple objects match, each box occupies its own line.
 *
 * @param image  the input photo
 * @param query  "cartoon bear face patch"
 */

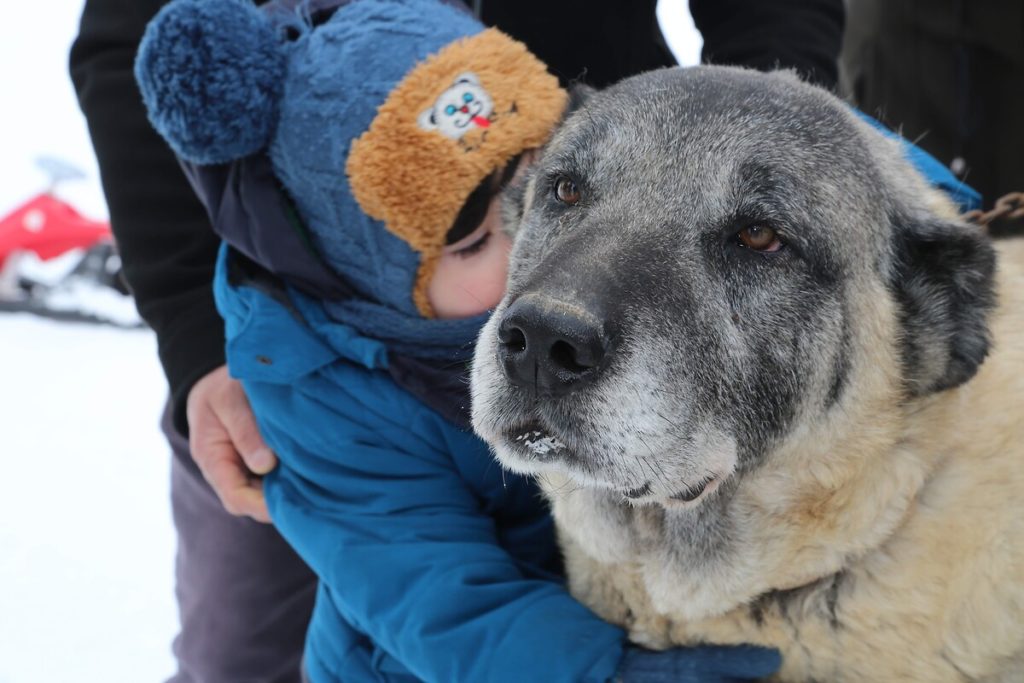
xmin=417 ymin=72 xmax=494 ymax=140
xmin=347 ymin=28 xmax=567 ymax=316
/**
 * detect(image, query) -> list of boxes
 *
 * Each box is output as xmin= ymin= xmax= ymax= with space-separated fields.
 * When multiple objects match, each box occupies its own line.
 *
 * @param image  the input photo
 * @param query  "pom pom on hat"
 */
xmin=134 ymin=0 xmax=568 ymax=327
xmin=134 ymin=0 xmax=287 ymax=165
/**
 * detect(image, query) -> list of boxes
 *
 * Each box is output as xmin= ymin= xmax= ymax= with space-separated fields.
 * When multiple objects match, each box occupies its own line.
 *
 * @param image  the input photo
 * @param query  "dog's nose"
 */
xmin=497 ymin=296 xmax=609 ymax=396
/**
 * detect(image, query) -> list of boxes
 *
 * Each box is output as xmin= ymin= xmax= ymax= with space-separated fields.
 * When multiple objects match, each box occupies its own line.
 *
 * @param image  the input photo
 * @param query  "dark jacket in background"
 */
xmin=70 ymin=0 xmax=844 ymax=442
xmin=842 ymin=0 xmax=1024 ymax=219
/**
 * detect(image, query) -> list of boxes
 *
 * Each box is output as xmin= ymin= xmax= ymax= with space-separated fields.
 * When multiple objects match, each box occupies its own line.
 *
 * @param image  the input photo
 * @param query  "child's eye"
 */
xmin=463 ymin=92 xmax=473 ymax=102
xmin=445 ymin=105 xmax=457 ymax=116
xmin=453 ymin=230 xmax=491 ymax=258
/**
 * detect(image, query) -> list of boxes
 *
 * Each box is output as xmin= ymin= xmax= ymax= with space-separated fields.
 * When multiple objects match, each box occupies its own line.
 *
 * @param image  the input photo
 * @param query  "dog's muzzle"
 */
xmin=496 ymin=294 xmax=611 ymax=397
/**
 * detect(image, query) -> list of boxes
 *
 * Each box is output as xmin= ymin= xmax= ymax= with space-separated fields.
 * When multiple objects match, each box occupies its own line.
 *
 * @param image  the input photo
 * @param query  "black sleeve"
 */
xmin=689 ymin=0 xmax=845 ymax=90
xmin=70 ymin=0 xmax=225 ymax=435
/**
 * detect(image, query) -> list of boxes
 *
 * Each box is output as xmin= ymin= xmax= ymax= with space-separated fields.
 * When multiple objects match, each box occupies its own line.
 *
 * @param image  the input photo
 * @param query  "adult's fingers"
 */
xmin=201 ymin=441 xmax=272 ymax=523
xmin=186 ymin=365 xmax=274 ymax=523
xmin=216 ymin=382 xmax=277 ymax=476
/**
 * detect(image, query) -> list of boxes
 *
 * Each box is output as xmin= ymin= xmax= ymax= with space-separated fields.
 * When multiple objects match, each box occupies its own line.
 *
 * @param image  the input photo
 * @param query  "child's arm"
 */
xmin=215 ymin=253 xmax=780 ymax=683
xmin=254 ymin=374 xmax=625 ymax=682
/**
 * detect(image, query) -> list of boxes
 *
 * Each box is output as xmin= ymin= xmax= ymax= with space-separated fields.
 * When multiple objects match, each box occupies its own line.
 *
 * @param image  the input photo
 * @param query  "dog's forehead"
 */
xmin=551 ymin=67 xmax=861 ymax=186
xmin=523 ymin=66 xmax=896 ymax=275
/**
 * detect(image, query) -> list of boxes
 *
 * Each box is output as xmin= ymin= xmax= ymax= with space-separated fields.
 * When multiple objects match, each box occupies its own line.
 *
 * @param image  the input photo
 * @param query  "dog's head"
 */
xmin=472 ymin=66 xmax=995 ymax=546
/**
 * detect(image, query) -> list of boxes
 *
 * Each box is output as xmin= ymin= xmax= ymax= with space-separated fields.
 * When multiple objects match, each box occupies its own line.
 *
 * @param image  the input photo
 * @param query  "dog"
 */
xmin=470 ymin=65 xmax=1024 ymax=682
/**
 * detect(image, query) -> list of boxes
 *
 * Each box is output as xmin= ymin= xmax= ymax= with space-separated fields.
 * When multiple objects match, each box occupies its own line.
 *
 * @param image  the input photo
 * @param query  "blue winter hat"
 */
xmin=135 ymin=0 xmax=567 ymax=328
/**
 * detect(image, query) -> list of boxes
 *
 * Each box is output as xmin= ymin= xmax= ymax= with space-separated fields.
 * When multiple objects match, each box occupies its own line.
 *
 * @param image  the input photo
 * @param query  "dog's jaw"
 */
xmin=473 ymin=315 xmax=742 ymax=512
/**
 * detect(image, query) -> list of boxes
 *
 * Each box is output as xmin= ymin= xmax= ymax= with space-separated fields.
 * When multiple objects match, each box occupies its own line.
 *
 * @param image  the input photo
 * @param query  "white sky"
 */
xmin=0 ymin=1 xmax=107 ymax=220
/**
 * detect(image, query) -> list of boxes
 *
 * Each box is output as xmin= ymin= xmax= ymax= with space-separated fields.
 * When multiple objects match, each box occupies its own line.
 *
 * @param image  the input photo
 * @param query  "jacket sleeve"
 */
xmin=70 ymin=0 xmax=225 ymax=434
xmin=250 ymin=371 xmax=626 ymax=683
xmin=689 ymin=0 xmax=845 ymax=89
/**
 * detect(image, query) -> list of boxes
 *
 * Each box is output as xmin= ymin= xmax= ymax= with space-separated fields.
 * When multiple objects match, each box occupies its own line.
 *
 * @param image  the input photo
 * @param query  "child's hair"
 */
xmin=445 ymin=154 xmax=523 ymax=245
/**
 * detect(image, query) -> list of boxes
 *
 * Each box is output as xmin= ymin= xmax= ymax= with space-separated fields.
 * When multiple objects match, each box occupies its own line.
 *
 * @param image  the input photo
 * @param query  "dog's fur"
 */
xmin=471 ymin=66 xmax=1024 ymax=682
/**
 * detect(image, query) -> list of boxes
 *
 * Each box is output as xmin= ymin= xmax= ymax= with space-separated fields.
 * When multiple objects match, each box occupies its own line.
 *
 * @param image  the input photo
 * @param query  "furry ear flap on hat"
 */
xmin=134 ymin=0 xmax=287 ymax=165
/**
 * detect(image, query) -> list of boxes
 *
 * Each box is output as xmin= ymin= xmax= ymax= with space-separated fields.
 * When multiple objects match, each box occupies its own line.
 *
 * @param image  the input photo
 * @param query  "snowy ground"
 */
xmin=0 ymin=2 xmax=699 ymax=681
xmin=0 ymin=316 xmax=177 ymax=683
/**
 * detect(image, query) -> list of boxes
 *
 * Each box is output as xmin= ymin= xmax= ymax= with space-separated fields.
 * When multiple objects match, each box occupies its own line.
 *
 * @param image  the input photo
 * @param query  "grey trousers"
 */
xmin=163 ymin=403 xmax=317 ymax=683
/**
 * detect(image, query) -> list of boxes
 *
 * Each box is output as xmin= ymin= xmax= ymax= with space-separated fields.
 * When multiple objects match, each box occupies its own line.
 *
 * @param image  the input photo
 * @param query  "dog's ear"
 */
xmin=565 ymin=82 xmax=595 ymax=118
xmin=889 ymin=213 xmax=997 ymax=396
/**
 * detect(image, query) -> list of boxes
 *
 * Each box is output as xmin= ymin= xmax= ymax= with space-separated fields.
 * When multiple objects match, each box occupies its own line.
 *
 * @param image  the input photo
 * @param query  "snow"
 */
xmin=0 ymin=315 xmax=177 ymax=683
xmin=0 ymin=2 xmax=700 ymax=681
xmin=514 ymin=430 xmax=566 ymax=456
xmin=15 ymin=251 xmax=89 ymax=288
xmin=39 ymin=275 xmax=144 ymax=328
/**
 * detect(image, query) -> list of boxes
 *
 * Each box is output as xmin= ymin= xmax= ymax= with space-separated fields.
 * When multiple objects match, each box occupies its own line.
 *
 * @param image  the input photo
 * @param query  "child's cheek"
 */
xmin=428 ymin=232 xmax=512 ymax=319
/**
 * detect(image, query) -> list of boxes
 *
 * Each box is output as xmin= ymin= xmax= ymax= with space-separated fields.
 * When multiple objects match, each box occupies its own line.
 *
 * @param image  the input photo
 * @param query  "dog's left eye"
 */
xmin=736 ymin=224 xmax=783 ymax=253
xmin=554 ymin=176 xmax=581 ymax=205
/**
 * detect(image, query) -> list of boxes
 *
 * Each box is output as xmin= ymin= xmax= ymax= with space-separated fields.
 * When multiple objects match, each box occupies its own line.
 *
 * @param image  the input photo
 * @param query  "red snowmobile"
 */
xmin=0 ymin=158 xmax=140 ymax=327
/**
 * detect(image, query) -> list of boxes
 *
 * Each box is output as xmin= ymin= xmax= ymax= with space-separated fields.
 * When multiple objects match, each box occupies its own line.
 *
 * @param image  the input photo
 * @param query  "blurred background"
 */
xmin=0 ymin=2 xmax=177 ymax=682
xmin=0 ymin=2 xmax=701 ymax=681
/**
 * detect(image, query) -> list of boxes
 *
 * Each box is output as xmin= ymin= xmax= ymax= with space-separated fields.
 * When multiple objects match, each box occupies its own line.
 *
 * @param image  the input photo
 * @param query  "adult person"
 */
xmin=842 ymin=0 xmax=1024 ymax=230
xmin=69 ymin=1 xmax=844 ymax=681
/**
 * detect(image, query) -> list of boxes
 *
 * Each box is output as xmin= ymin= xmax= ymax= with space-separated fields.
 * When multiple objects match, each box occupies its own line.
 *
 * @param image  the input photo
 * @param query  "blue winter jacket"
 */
xmin=213 ymin=245 xmax=626 ymax=682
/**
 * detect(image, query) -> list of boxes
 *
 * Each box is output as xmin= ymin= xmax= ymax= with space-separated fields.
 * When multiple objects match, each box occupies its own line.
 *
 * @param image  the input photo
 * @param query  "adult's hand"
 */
xmin=186 ymin=365 xmax=277 ymax=523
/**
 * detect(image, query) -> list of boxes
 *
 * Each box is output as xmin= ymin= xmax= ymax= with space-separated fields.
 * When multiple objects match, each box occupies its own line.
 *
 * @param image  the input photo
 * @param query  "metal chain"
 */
xmin=962 ymin=191 xmax=1024 ymax=231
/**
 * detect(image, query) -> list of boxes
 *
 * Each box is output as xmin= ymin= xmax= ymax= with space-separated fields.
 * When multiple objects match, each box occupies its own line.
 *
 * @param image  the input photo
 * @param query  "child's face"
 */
xmin=427 ymin=152 xmax=536 ymax=319
xmin=427 ymin=190 xmax=513 ymax=319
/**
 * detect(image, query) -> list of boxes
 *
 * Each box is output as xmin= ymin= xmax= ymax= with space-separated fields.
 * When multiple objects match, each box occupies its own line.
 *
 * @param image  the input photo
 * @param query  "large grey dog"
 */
xmin=471 ymin=66 xmax=1024 ymax=681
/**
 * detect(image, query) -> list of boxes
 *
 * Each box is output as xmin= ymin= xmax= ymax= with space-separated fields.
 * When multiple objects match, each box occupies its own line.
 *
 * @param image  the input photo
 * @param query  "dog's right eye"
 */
xmin=554 ymin=176 xmax=581 ymax=205
xmin=736 ymin=224 xmax=783 ymax=253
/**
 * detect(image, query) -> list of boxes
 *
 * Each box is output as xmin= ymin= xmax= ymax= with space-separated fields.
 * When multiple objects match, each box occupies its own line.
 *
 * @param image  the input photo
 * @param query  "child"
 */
xmin=135 ymin=0 xmax=781 ymax=680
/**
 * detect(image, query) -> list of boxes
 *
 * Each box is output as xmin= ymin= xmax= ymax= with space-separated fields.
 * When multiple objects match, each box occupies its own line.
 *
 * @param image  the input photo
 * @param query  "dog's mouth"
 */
xmin=622 ymin=473 xmax=722 ymax=508
xmin=501 ymin=420 xmax=727 ymax=509
xmin=504 ymin=420 xmax=569 ymax=461
xmin=666 ymin=474 xmax=724 ymax=508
